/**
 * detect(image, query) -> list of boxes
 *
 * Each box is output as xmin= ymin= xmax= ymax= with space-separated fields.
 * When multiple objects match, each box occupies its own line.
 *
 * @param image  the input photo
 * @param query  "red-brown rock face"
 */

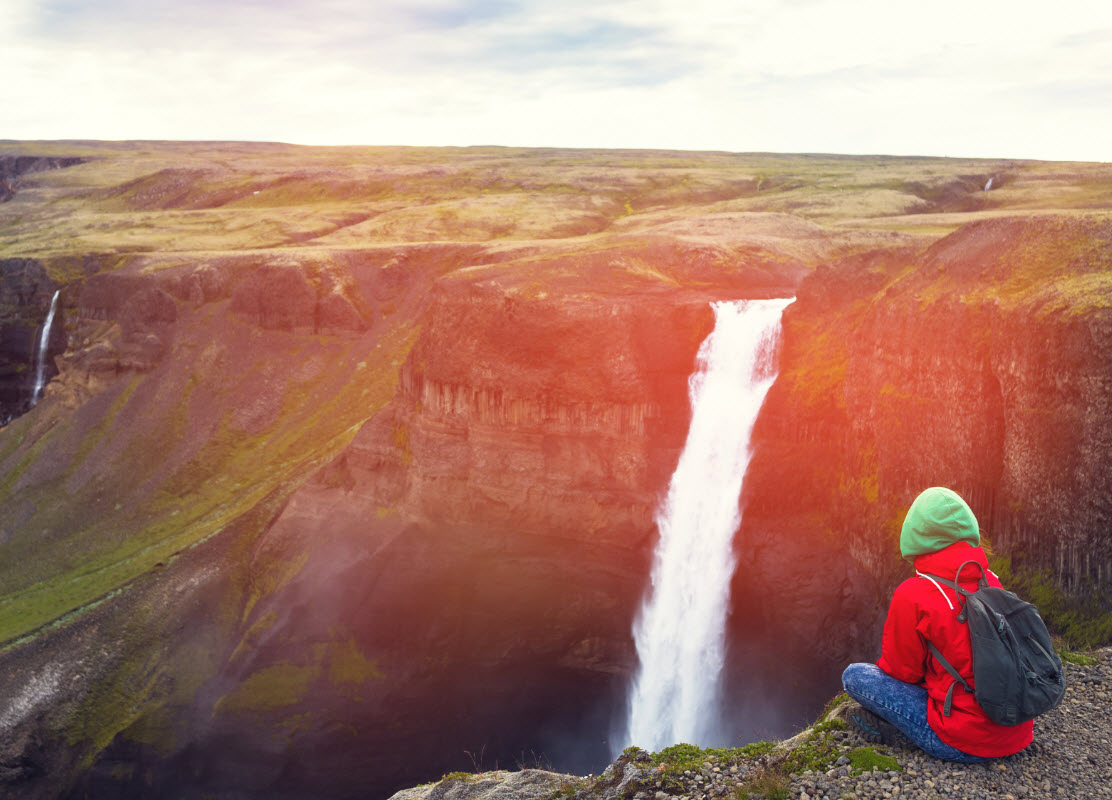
xmin=367 ymin=277 xmax=716 ymax=542
xmin=218 ymin=262 xmax=800 ymax=795
xmin=838 ymin=218 xmax=1112 ymax=589
xmin=290 ymin=270 xmax=734 ymax=686
xmin=740 ymin=217 xmax=1112 ymax=670
xmin=0 ymin=258 xmax=63 ymax=421
xmin=229 ymin=263 xmax=371 ymax=333
xmin=6 ymin=208 xmax=1108 ymax=800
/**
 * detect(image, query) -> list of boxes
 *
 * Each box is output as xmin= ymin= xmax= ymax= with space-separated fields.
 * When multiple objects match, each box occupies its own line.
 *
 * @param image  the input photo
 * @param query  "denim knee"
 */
xmin=842 ymin=662 xmax=874 ymax=698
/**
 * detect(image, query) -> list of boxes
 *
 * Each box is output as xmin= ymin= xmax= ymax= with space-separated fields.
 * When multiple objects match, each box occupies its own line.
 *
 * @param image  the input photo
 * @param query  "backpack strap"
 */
xmin=927 ymin=641 xmax=973 ymax=716
xmin=954 ymin=559 xmax=991 ymax=591
xmin=921 ymin=559 xmax=989 ymax=623
xmin=919 ymin=560 xmax=988 ymax=715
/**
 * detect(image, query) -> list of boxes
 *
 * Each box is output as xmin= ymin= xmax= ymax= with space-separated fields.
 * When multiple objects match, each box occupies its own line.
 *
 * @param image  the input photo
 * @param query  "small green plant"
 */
xmin=645 ymin=741 xmax=776 ymax=790
xmin=774 ymin=718 xmax=848 ymax=778
xmin=551 ymin=778 xmax=584 ymax=798
xmin=819 ymin=691 xmax=852 ymax=720
xmin=740 ymin=740 xmax=777 ymax=758
xmin=513 ymin=748 xmax=554 ymax=771
xmin=846 ymin=746 xmax=900 ymax=774
xmin=734 ymin=770 xmax=789 ymax=799
xmin=1058 ymin=649 xmax=1096 ymax=666
xmin=642 ymin=741 xmax=783 ymax=797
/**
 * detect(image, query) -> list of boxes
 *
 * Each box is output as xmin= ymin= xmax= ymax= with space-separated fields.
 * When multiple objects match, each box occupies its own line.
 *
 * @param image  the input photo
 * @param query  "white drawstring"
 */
xmin=916 ymin=571 xmax=954 ymax=610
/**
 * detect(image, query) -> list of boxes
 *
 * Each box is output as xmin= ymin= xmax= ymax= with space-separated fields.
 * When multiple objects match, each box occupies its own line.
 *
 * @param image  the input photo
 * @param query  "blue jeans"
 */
xmin=841 ymin=663 xmax=991 ymax=764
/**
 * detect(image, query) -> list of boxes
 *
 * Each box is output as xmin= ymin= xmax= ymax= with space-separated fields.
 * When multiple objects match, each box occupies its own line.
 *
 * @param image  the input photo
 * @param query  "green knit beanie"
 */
xmin=900 ymin=487 xmax=980 ymax=561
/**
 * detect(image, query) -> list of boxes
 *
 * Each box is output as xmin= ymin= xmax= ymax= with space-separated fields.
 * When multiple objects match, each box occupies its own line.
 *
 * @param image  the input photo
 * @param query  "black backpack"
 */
xmin=922 ymin=560 xmax=1066 ymax=726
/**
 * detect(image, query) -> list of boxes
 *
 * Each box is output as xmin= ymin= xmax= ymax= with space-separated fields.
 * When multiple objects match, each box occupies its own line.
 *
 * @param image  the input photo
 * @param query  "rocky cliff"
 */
xmin=0 ymin=155 xmax=87 ymax=203
xmin=176 ymin=251 xmax=800 ymax=798
xmin=844 ymin=217 xmax=1112 ymax=583
xmin=0 ymin=258 xmax=63 ymax=422
xmin=0 ymin=239 xmax=805 ymax=799
xmin=0 ymin=143 xmax=1110 ymax=800
xmin=733 ymin=216 xmax=1112 ymax=695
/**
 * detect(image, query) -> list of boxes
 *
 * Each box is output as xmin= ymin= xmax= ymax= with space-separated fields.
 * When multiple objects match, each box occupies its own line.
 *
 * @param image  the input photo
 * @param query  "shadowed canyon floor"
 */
xmin=0 ymin=142 xmax=1110 ymax=799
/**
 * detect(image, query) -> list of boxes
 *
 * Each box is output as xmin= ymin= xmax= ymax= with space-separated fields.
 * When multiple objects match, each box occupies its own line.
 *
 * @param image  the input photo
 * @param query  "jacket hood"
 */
xmin=913 ymin=540 xmax=989 ymax=584
xmin=900 ymin=487 xmax=980 ymax=562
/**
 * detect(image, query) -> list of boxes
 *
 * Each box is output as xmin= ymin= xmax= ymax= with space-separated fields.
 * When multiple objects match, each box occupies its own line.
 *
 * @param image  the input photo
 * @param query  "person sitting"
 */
xmin=841 ymin=487 xmax=1033 ymax=762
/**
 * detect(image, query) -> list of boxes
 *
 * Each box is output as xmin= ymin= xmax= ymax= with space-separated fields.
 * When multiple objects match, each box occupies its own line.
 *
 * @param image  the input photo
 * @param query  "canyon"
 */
xmin=0 ymin=143 xmax=1109 ymax=799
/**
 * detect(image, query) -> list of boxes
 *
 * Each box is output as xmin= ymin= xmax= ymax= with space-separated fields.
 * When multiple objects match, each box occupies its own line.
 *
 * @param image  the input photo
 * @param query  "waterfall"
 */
xmin=31 ymin=290 xmax=60 ymax=406
xmin=620 ymin=297 xmax=792 ymax=753
xmin=984 ymin=176 xmax=994 ymax=191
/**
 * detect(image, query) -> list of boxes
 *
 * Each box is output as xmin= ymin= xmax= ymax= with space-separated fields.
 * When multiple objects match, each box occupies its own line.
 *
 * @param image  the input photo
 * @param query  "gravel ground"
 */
xmin=786 ymin=648 xmax=1112 ymax=800
xmin=608 ymin=647 xmax=1112 ymax=800
xmin=390 ymin=648 xmax=1110 ymax=800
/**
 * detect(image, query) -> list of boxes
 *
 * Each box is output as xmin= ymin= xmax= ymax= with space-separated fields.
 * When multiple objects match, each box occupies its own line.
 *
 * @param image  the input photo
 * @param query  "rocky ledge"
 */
xmin=391 ymin=647 xmax=1110 ymax=800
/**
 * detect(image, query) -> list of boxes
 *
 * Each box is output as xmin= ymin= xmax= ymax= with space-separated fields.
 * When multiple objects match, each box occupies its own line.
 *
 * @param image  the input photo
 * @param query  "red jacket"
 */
xmin=877 ymin=541 xmax=1034 ymax=757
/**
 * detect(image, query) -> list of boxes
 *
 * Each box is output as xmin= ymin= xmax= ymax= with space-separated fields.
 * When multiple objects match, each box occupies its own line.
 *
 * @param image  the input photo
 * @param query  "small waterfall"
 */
xmin=620 ymin=297 xmax=792 ymax=753
xmin=984 ymin=176 xmax=994 ymax=191
xmin=31 ymin=290 xmax=60 ymax=406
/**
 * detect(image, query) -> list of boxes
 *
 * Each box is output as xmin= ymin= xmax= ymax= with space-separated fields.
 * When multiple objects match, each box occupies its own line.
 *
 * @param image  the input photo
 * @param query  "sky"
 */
xmin=4 ymin=0 xmax=1112 ymax=161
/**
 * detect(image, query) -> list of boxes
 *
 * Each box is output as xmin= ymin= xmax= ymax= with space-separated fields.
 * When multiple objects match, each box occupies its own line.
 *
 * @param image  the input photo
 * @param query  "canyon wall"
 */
xmin=0 ymin=258 xmax=63 ymax=422
xmin=0 ymin=241 xmax=482 ymax=799
xmin=176 ymin=260 xmax=799 ymax=798
xmin=1 ymin=198 xmax=1110 ymax=798
xmin=734 ymin=217 xmax=1112 ymax=699
xmin=0 ymin=240 xmax=807 ymax=798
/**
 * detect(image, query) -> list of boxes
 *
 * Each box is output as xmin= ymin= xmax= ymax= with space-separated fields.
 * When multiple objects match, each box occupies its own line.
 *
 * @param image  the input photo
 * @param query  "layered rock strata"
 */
xmin=738 ymin=216 xmax=1112 ymax=689
xmin=217 ymin=264 xmax=785 ymax=796
xmin=2 ymin=208 xmax=1110 ymax=800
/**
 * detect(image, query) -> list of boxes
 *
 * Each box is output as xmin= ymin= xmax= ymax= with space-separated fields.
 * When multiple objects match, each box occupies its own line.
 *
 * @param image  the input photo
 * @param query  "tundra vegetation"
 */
xmin=0 ymin=141 xmax=1110 ymax=799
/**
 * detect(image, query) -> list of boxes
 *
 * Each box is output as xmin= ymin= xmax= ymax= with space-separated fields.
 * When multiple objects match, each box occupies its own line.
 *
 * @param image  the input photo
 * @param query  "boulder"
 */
xmin=388 ymin=769 xmax=580 ymax=800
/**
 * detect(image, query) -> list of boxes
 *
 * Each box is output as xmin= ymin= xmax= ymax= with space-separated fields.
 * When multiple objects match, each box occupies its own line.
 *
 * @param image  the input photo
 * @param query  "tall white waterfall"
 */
xmin=621 ymin=297 xmax=792 ymax=752
xmin=31 ymin=290 xmax=60 ymax=406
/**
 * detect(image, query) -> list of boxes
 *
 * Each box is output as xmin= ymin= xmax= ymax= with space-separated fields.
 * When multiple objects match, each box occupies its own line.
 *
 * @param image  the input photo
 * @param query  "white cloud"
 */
xmin=2 ymin=0 xmax=1110 ymax=159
